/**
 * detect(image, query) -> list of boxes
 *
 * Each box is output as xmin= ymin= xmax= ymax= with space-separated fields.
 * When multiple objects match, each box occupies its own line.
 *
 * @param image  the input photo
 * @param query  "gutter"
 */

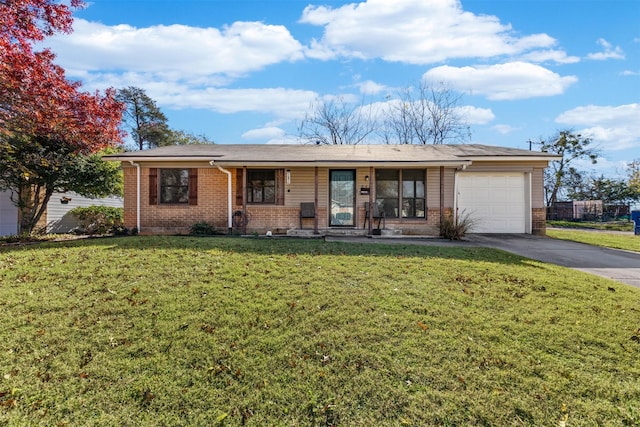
xmin=129 ymin=161 xmax=141 ymax=232
xmin=104 ymin=156 xmax=474 ymax=168
xmin=210 ymin=161 xmax=233 ymax=233
xmin=462 ymin=155 xmax=563 ymax=161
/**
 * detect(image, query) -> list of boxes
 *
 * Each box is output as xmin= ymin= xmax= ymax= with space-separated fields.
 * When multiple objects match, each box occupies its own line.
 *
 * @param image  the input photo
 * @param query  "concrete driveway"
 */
xmin=325 ymin=234 xmax=640 ymax=288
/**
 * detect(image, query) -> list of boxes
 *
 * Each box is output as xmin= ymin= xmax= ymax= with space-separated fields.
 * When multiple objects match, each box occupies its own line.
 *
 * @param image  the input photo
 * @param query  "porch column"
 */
xmin=368 ymin=166 xmax=374 ymax=235
xmin=314 ymin=167 xmax=319 ymax=234
xmin=242 ymin=166 xmax=247 ymax=235
xmin=439 ymin=166 xmax=445 ymax=228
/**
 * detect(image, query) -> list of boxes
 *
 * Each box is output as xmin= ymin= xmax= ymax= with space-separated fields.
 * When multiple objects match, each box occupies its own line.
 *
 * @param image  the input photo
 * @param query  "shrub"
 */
xmin=190 ymin=221 xmax=216 ymax=236
xmin=440 ymin=210 xmax=476 ymax=240
xmin=70 ymin=206 xmax=124 ymax=235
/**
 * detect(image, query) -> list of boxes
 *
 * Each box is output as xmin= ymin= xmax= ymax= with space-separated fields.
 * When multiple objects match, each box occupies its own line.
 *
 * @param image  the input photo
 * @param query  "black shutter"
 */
xmin=188 ymin=168 xmax=198 ymax=205
xmin=235 ymin=169 xmax=244 ymax=206
xmin=149 ymin=168 xmax=158 ymax=205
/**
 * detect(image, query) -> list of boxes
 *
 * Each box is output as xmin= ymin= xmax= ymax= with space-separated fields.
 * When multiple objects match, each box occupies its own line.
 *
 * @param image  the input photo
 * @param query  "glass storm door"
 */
xmin=330 ymin=170 xmax=355 ymax=227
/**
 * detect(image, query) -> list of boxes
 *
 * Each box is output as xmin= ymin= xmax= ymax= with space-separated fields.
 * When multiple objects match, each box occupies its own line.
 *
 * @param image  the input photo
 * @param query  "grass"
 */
xmin=0 ymin=233 xmax=78 ymax=245
xmin=1 ymin=236 xmax=639 ymax=426
xmin=548 ymin=220 xmax=634 ymax=232
xmin=547 ymin=228 xmax=640 ymax=253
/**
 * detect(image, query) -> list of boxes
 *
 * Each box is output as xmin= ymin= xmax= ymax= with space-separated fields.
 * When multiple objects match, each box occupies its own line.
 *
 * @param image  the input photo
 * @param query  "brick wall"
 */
xmin=241 ymin=206 xmax=329 ymax=234
xmin=123 ymin=167 xmax=230 ymax=234
xmin=123 ymin=167 xmax=137 ymax=229
xmin=364 ymin=207 xmax=442 ymax=235
xmin=123 ymin=166 xmax=325 ymax=235
xmin=121 ymin=165 xmax=452 ymax=236
xmin=532 ymin=208 xmax=546 ymax=235
xmin=121 ymin=163 xmax=541 ymax=236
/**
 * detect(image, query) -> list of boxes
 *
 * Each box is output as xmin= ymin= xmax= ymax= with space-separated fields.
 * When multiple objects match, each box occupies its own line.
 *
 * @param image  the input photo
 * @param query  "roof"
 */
xmin=104 ymin=143 xmax=561 ymax=167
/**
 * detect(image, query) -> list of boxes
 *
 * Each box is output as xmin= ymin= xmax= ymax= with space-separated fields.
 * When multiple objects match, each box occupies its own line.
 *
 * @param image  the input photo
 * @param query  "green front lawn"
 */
xmin=1 ymin=237 xmax=639 ymax=426
xmin=547 ymin=228 xmax=640 ymax=253
xmin=547 ymin=220 xmax=634 ymax=232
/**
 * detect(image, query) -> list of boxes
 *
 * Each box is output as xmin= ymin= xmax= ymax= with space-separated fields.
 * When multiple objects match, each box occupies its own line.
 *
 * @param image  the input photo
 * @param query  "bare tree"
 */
xmin=298 ymin=96 xmax=377 ymax=145
xmin=380 ymin=97 xmax=413 ymax=145
xmin=381 ymin=81 xmax=470 ymax=145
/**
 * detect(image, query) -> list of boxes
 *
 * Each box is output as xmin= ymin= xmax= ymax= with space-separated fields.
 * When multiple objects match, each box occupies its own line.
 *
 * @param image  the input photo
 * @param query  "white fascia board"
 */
xmin=211 ymin=160 xmax=473 ymax=168
xmin=105 ymin=157 xmax=473 ymax=168
xmin=466 ymin=155 xmax=562 ymax=162
xmin=104 ymin=156 xmax=221 ymax=162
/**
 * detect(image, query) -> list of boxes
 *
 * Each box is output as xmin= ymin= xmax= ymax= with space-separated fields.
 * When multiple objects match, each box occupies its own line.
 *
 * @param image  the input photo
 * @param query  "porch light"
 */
xmin=286 ymin=170 xmax=291 ymax=185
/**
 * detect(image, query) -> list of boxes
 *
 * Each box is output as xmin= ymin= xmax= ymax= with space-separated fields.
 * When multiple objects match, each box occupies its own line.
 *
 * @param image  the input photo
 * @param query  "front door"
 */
xmin=330 ymin=170 xmax=355 ymax=227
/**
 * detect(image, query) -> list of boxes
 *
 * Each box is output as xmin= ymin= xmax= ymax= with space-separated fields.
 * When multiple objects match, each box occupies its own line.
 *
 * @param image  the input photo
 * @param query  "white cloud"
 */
xmin=492 ymin=124 xmax=519 ymax=135
xmin=158 ymin=87 xmax=318 ymax=119
xmin=517 ymin=49 xmax=580 ymax=64
xmin=300 ymin=0 xmax=565 ymax=65
xmin=48 ymin=19 xmax=304 ymax=80
xmin=67 ymin=72 xmax=317 ymax=119
xmin=242 ymin=126 xmax=286 ymax=140
xmin=555 ymin=104 xmax=640 ymax=151
xmin=265 ymin=135 xmax=301 ymax=145
xmin=571 ymin=157 xmax=630 ymax=179
xmin=356 ymin=80 xmax=389 ymax=95
xmin=457 ymin=106 xmax=495 ymax=125
xmin=586 ymin=38 xmax=625 ymax=61
xmin=424 ymin=62 xmax=577 ymax=100
xmin=43 ymin=17 xmax=315 ymax=124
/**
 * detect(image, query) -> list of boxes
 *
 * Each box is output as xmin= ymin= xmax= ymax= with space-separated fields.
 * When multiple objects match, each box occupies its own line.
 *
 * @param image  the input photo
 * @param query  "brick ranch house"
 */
xmin=105 ymin=144 xmax=560 ymax=236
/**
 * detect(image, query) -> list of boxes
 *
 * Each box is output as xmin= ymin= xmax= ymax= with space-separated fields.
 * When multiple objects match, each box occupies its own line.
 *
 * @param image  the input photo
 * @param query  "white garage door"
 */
xmin=457 ymin=172 xmax=527 ymax=233
xmin=0 ymin=191 xmax=18 ymax=237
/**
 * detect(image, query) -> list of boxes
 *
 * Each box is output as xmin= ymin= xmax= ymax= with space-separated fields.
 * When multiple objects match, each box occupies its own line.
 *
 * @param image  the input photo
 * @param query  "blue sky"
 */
xmin=45 ymin=0 xmax=639 ymax=177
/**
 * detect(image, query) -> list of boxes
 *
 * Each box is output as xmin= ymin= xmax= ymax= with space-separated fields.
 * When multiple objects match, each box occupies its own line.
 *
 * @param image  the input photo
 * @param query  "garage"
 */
xmin=456 ymin=172 xmax=529 ymax=233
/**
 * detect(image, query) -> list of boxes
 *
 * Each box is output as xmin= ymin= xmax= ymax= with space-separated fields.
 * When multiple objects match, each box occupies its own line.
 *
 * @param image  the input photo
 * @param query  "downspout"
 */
xmin=210 ymin=161 xmax=233 ymax=234
xmin=129 ymin=161 xmax=141 ymax=232
xmin=452 ymin=164 xmax=468 ymax=224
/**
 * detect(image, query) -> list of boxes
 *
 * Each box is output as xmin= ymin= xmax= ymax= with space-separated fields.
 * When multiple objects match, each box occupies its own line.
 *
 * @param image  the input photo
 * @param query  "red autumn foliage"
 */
xmin=0 ymin=0 xmax=81 ymax=44
xmin=0 ymin=0 xmax=124 ymax=153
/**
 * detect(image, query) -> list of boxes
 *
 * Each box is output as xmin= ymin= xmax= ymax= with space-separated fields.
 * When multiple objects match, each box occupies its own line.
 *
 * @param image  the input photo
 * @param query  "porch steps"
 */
xmin=286 ymin=228 xmax=402 ymax=237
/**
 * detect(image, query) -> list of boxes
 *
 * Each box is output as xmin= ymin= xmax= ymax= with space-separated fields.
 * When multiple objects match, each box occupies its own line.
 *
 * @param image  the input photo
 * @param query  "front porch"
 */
xmin=286 ymin=227 xmax=403 ymax=237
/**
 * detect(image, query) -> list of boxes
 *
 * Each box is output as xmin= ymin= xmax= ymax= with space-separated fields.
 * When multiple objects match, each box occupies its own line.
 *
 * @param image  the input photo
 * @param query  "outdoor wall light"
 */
xmin=365 ymin=175 xmax=369 ymax=183
xmin=286 ymin=170 xmax=291 ymax=185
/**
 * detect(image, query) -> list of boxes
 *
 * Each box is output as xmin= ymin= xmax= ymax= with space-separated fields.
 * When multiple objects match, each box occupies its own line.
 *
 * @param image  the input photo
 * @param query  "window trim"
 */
xmin=150 ymin=168 xmax=198 ymax=206
xmin=244 ymin=169 xmax=285 ymax=205
xmin=375 ymin=168 xmax=426 ymax=219
xmin=401 ymin=169 xmax=426 ymax=219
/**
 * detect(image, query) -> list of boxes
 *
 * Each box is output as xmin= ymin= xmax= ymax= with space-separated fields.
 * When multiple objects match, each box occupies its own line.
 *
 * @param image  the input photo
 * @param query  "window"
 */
xmin=376 ymin=169 xmax=399 ymax=218
xmin=236 ymin=169 xmax=285 ymax=205
xmin=247 ymin=169 xmax=276 ymax=204
xmin=376 ymin=169 xmax=425 ymax=218
xmin=149 ymin=168 xmax=197 ymax=205
xmin=160 ymin=169 xmax=189 ymax=204
xmin=402 ymin=170 xmax=425 ymax=218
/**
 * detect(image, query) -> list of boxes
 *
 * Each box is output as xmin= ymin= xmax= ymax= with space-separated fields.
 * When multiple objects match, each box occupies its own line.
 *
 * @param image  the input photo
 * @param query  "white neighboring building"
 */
xmin=47 ymin=192 xmax=123 ymax=233
xmin=0 ymin=191 xmax=19 ymax=236
xmin=0 ymin=190 xmax=123 ymax=236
